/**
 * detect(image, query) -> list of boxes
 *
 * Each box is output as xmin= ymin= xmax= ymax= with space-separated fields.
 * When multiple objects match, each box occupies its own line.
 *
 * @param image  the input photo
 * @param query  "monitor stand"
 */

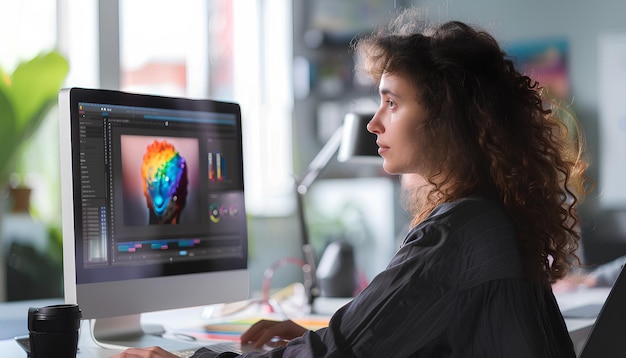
xmin=88 ymin=314 xmax=202 ymax=351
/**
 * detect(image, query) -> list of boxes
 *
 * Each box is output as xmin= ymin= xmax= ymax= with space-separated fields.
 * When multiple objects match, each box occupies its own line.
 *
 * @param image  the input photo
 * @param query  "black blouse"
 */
xmin=193 ymin=196 xmax=576 ymax=358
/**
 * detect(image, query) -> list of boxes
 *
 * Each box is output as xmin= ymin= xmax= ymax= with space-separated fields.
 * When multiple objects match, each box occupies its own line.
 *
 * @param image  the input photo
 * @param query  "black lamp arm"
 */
xmin=295 ymin=125 xmax=344 ymax=195
xmin=294 ymin=124 xmax=344 ymax=307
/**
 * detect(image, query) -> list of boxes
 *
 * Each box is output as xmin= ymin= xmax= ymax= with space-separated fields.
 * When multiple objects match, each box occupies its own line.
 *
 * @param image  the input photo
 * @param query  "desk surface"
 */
xmin=0 ymin=288 xmax=611 ymax=358
xmin=555 ymin=287 xmax=611 ymax=355
xmin=0 ymin=304 xmax=215 ymax=358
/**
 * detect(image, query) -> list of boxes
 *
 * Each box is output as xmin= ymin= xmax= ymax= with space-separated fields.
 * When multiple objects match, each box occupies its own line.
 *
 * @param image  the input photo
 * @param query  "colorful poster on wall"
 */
xmin=506 ymin=38 xmax=570 ymax=100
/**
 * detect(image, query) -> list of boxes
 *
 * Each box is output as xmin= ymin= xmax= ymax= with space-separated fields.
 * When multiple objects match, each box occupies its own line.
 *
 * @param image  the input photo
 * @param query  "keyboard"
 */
xmin=14 ymin=336 xmax=30 ymax=356
xmin=173 ymin=348 xmax=198 ymax=357
xmin=174 ymin=341 xmax=265 ymax=357
xmin=16 ymin=333 xmax=244 ymax=358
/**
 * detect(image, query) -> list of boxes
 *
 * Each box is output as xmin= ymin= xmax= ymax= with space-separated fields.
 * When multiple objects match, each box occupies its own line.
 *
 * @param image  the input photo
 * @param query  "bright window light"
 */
xmin=0 ymin=0 xmax=57 ymax=70
xmin=233 ymin=0 xmax=295 ymax=216
xmin=119 ymin=0 xmax=208 ymax=98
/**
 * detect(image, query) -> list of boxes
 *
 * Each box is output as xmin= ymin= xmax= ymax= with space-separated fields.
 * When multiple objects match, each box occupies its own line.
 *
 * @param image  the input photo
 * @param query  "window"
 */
xmin=1 ymin=0 xmax=61 ymax=223
xmin=0 ymin=0 xmax=296 ymax=302
xmin=1 ymin=0 xmax=61 ymax=302
xmin=92 ymin=0 xmax=294 ymax=216
xmin=0 ymin=0 xmax=57 ymax=70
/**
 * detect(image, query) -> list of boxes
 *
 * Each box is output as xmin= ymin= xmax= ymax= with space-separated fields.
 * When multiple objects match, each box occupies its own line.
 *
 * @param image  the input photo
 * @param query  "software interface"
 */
xmin=73 ymin=101 xmax=247 ymax=285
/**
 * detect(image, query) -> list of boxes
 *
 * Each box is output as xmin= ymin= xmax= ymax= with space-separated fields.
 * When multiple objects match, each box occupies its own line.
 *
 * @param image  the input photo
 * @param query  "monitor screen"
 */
xmin=58 ymin=88 xmax=249 ymax=348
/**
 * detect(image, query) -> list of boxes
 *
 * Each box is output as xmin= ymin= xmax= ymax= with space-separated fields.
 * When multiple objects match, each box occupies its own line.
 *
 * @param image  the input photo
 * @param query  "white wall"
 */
xmin=416 ymin=0 xmax=626 ymax=260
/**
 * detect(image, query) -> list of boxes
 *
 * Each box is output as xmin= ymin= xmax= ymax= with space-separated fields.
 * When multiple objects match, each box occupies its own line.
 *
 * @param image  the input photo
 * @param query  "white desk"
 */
xmin=0 ymin=289 xmax=610 ymax=357
xmin=0 ymin=305 xmax=213 ymax=358
xmin=554 ymin=286 xmax=611 ymax=355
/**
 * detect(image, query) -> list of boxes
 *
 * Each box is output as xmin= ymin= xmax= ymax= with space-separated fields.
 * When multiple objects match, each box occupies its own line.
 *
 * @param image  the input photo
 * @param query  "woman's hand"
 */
xmin=110 ymin=346 xmax=179 ymax=358
xmin=240 ymin=319 xmax=307 ymax=349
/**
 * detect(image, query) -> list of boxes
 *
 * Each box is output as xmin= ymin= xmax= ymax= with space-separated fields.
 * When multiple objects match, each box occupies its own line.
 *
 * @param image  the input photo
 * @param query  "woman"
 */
xmin=115 ymin=8 xmax=589 ymax=358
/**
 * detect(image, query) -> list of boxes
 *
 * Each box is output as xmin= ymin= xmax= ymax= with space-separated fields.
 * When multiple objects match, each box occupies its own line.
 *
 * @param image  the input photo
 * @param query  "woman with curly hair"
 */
xmin=114 ymin=9 xmax=589 ymax=358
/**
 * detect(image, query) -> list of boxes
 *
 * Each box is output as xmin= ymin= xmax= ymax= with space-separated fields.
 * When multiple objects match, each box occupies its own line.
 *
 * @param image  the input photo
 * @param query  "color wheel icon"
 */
xmin=209 ymin=203 xmax=221 ymax=223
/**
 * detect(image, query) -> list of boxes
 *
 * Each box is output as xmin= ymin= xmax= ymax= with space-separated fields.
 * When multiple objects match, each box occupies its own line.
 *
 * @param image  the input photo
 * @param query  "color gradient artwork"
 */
xmin=141 ymin=140 xmax=188 ymax=224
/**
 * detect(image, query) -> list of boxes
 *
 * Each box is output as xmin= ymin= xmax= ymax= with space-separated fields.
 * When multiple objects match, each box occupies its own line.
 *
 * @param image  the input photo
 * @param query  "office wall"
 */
xmin=416 ymin=0 xmax=626 ymax=263
xmin=287 ymin=0 xmax=626 ymax=283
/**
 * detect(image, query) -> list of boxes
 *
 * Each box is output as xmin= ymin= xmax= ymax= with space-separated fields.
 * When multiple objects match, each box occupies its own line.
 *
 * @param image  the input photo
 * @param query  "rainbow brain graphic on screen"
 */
xmin=141 ymin=140 xmax=188 ymax=224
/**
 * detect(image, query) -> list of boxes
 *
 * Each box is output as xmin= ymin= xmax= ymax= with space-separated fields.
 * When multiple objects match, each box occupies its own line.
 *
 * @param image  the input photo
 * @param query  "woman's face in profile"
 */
xmin=367 ymin=72 xmax=431 ymax=177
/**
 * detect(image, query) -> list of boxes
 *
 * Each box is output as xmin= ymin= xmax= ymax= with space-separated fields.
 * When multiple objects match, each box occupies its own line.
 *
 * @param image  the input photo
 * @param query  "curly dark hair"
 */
xmin=354 ymin=9 xmax=591 ymax=285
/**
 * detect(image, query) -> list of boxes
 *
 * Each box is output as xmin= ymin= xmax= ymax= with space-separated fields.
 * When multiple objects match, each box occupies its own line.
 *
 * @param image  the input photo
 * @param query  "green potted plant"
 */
xmin=0 ymin=51 xmax=69 ymax=189
xmin=0 ymin=51 xmax=69 ymax=301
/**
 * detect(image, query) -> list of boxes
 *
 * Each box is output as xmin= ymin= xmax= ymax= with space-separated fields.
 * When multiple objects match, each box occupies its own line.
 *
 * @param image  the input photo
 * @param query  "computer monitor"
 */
xmin=58 ymin=88 xmax=249 ymax=349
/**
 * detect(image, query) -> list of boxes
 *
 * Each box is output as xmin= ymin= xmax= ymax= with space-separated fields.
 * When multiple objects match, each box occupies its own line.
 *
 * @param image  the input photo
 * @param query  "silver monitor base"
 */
xmin=88 ymin=314 xmax=202 ymax=352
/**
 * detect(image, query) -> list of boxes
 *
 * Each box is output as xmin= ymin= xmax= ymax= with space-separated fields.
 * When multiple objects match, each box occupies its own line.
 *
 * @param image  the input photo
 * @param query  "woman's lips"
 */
xmin=376 ymin=141 xmax=389 ymax=155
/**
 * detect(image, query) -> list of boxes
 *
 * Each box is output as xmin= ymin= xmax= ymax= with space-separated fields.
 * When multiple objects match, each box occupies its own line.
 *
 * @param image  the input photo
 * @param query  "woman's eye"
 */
xmin=386 ymin=100 xmax=395 ymax=108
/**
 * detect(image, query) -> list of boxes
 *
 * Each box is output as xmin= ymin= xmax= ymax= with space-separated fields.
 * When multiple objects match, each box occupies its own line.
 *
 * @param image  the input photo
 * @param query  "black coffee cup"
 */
xmin=28 ymin=304 xmax=82 ymax=358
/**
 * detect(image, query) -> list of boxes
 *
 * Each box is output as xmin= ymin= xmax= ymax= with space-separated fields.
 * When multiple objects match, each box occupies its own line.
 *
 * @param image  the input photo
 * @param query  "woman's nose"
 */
xmin=367 ymin=112 xmax=381 ymax=134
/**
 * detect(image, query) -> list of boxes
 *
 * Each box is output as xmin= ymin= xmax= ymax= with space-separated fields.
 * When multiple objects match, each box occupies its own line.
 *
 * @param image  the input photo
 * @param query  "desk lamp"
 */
xmin=294 ymin=112 xmax=380 ymax=307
